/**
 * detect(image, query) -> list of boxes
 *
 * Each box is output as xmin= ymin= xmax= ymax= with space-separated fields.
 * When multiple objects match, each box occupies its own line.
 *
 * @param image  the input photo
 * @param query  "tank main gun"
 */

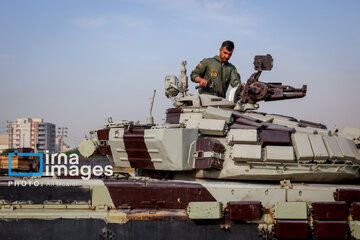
xmin=230 ymin=54 xmax=307 ymax=111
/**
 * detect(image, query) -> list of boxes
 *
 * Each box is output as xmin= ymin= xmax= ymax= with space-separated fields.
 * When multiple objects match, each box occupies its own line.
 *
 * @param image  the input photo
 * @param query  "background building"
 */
xmin=55 ymin=136 xmax=72 ymax=153
xmin=8 ymin=118 xmax=56 ymax=152
xmin=0 ymin=134 xmax=8 ymax=153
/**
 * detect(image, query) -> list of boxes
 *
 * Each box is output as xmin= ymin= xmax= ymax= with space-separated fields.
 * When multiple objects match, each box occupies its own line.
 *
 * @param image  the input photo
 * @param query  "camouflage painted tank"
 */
xmin=81 ymin=55 xmax=360 ymax=183
xmin=1 ymin=55 xmax=360 ymax=240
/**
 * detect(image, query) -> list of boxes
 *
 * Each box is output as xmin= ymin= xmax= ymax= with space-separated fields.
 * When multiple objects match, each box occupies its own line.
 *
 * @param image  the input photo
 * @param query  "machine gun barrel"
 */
xmin=264 ymin=83 xmax=307 ymax=101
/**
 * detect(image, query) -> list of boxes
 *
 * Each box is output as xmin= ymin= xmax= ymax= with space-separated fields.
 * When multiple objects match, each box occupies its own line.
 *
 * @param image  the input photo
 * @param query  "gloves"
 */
xmin=200 ymin=79 xmax=208 ymax=87
xmin=200 ymin=79 xmax=213 ymax=88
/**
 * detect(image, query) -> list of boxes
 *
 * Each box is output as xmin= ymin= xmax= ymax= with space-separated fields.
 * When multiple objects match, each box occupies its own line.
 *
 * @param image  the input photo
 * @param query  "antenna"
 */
xmin=179 ymin=60 xmax=188 ymax=94
xmin=146 ymin=90 xmax=156 ymax=125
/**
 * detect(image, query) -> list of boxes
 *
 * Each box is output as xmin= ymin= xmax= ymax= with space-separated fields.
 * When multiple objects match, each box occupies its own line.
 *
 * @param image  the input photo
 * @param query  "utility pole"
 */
xmin=57 ymin=127 xmax=68 ymax=152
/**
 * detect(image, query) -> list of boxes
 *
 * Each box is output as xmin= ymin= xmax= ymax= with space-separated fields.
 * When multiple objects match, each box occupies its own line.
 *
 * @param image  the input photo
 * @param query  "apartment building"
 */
xmin=8 ymin=118 xmax=56 ymax=152
xmin=0 ymin=134 xmax=8 ymax=153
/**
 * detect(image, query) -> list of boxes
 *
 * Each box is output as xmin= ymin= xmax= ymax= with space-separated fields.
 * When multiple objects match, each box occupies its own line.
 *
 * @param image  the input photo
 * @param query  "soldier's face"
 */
xmin=219 ymin=47 xmax=233 ymax=63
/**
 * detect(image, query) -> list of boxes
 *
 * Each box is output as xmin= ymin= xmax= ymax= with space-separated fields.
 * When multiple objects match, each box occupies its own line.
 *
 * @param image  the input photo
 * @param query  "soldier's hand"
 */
xmin=206 ymin=79 xmax=213 ymax=88
xmin=200 ymin=79 xmax=208 ymax=87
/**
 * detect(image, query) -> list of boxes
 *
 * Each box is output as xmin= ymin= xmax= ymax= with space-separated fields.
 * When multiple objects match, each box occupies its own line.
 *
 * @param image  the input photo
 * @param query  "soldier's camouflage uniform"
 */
xmin=190 ymin=55 xmax=241 ymax=98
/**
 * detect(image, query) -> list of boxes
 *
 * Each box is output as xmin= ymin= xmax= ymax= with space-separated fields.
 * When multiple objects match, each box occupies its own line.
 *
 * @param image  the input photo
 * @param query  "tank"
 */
xmin=1 ymin=55 xmax=360 ymax=240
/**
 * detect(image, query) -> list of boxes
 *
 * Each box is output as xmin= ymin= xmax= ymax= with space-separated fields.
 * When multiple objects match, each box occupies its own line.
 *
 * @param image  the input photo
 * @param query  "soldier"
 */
xmin=191 ymin=41 xmax=241 ymax=98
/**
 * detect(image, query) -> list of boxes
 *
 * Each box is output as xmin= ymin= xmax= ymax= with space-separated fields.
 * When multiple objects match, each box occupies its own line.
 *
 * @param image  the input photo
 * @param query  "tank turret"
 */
xmin=79 ymin=55 xmax=360 ymax=183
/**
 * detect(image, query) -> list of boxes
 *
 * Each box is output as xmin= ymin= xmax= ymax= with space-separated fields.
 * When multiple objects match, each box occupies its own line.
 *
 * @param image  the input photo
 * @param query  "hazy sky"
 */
xmin=1 ymin=0 xmax=359 ymax=147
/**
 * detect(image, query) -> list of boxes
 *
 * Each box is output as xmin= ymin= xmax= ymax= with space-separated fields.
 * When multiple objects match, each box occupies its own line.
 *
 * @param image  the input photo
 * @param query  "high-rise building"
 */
xmin=8 ymin=118 xmax=56 ymax=152
xmin=0 ymin=134 xmax=8 ymax=153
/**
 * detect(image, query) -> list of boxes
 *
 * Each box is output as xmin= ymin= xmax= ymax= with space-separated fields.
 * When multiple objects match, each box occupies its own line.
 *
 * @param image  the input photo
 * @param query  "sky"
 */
xmin=0 ymin=0 xmax=359 ymax=147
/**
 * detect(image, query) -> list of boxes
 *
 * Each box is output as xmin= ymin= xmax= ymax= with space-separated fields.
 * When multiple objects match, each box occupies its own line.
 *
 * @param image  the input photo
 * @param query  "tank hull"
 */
xmin=1 ymin=177 xmax=360 ymax=239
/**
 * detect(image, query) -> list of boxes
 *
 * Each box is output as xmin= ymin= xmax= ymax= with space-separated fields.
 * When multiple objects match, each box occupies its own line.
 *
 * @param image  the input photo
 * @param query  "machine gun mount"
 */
xmin=231 ymin=54 xmax=307 ymax=111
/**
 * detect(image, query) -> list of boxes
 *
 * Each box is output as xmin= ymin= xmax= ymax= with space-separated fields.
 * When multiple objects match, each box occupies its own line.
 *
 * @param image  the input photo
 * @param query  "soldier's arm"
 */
xmin=229 ymin=67 xmax=241 ymax=87
xmin=190 ymin=59 xmax=208 ymax=86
